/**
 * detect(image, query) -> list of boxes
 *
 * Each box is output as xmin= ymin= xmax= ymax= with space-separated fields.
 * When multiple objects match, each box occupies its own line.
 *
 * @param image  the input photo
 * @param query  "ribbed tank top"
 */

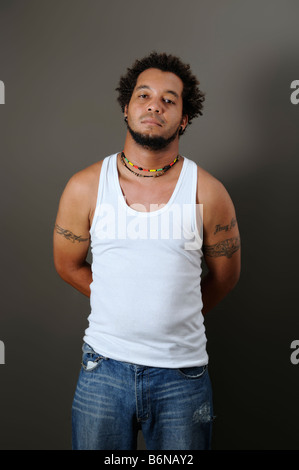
xmin=84 ymin=153 xmax=208 ymax=368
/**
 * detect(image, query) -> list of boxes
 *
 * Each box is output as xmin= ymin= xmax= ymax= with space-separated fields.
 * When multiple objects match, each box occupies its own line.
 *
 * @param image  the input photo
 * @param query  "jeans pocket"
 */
xmin=81 ymin=343 xmax=106 ymax=372
xmin=177 ymin=364 xmax=208 ymax=379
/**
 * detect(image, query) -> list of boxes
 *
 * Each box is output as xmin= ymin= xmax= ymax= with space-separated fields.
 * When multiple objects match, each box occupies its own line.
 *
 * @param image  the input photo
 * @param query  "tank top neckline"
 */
xmin=112 ymin=152 xmax=188 ymax=217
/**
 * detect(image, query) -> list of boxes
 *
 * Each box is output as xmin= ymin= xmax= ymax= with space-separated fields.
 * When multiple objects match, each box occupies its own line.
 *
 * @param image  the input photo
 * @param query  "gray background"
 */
xmin=0 ymin=0 xmax=298 ymax=450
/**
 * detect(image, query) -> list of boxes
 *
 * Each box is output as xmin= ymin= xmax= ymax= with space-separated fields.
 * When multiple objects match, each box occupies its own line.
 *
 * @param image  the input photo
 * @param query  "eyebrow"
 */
xmin=135 ymin=85 xmax=179 ymax=99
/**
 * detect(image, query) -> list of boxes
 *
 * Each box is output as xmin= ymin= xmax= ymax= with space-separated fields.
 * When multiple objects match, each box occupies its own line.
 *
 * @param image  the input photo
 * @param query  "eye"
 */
xmin=164 ymin=98 xmax=175 ymax=104
xmin=139 ymin=94 xmax=148 ymax=99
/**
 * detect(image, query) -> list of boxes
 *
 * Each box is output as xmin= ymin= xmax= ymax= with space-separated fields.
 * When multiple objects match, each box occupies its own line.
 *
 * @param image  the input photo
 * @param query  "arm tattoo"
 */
xmin=203 ymin=236 xmax=240 ymax=259
xmin=214 ymin=217 xmax=237 ymax=235
xmin=55 ymin=224 xmax=90 ymax=243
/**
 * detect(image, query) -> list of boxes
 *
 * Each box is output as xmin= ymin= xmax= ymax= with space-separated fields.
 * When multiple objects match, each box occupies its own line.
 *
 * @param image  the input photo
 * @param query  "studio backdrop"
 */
xmin=0 ymin=0 xmax=298 ymax=450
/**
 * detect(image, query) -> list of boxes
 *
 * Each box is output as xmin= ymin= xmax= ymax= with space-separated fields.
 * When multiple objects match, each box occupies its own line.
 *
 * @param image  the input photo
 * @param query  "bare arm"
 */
xmin=197 ymin=169 xmax=241 ymax=315
xmin=53 ymin=169 xmax=96 ymax=297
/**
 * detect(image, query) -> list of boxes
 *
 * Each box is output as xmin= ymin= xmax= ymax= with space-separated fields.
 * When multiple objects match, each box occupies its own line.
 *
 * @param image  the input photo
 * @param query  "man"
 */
xmin=53 ymin=52 xmax=241 ymax=450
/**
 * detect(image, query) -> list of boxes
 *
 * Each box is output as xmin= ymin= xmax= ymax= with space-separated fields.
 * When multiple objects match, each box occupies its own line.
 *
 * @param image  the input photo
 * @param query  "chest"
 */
xmin=118 ymin=176 xmax=179 ymax=212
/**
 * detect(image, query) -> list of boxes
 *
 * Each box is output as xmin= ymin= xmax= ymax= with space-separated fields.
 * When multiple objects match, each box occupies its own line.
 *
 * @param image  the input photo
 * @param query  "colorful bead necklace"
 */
xmin=120 ymin=151 xmax=180 ymax=178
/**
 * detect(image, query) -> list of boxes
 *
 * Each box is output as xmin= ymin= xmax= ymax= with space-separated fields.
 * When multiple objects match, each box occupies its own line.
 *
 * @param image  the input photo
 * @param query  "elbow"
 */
xmin=53 ymin=255 xmax=74 ymax=282
xmin=212 ymin=267 xmax=240 ymax=295
xmin=229 ymin=276 xmax=240 ymax=294
xmin=53 ymin=254 xmax=88 ymax=283
xmin=53 ymin=258 xmax=68 ymax=282
xmin=225 ymin=268 xmax=241 ymax=293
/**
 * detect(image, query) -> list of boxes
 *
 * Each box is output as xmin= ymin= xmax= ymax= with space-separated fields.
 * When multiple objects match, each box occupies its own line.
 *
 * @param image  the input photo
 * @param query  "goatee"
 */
xmin=126 ymin=122 xmax=180 ymax=151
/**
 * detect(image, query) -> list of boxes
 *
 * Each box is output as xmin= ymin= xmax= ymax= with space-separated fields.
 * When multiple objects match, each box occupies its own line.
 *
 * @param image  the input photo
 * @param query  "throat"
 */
xmin=116 ymin=153 xmax=184 ymax=213
xmin=120 ymin=151 xmax=180 ymax=178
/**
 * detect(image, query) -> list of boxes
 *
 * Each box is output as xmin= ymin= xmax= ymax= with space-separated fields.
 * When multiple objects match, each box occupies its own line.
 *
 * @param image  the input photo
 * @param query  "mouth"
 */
xmin=141 ymin=118 xmax=163 ymax=127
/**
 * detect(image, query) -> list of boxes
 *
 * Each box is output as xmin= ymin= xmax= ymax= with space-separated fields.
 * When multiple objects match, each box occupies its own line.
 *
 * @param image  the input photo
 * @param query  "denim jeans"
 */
xmin=72 ymin=343 xmax=214 ymax=450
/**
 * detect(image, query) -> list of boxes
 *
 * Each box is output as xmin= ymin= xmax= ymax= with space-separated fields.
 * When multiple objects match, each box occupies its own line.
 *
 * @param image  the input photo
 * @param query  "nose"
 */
xmin=147 ymin=99 xmax=162 ymax=114
xmin=148 ymin=106 xmax=160 ymax=113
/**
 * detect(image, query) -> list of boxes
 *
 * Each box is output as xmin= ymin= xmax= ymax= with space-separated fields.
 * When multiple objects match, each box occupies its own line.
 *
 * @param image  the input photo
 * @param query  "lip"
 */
xmin=141 ymin=119 xmax=163 ymax=127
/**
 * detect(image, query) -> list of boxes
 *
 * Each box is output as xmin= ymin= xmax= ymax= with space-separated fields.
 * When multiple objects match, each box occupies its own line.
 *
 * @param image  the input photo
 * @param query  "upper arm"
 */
xmin=197 ymin=168 xmax=241 ymax=286
xmin=53 ymin=170 xmax=92 ymax=274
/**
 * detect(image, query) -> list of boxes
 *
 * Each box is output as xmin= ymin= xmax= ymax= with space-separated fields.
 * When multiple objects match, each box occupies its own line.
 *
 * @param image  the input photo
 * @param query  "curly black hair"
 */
xmin=116 ymin=51 xmax=205 ymax=134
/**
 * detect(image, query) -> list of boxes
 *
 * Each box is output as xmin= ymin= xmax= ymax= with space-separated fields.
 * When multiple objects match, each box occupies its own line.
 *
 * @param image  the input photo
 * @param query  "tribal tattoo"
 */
xmin=55 ymin=224 xmax=90 ymax=243
xmin=203 ymin=236 xmax=240 ymax=259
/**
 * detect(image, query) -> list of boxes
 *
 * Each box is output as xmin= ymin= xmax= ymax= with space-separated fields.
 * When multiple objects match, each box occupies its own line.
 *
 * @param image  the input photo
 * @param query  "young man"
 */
xmin=53 ymin=52 xmax=241 ymax=450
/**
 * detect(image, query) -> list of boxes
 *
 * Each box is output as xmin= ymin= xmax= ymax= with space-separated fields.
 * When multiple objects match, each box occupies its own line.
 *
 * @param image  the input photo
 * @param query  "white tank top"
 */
xmin=84 ymin=153 xmax=208 ymax=368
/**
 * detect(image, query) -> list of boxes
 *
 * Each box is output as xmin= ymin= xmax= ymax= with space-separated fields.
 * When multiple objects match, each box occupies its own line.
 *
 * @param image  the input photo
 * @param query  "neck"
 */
xmin=123 ymin=132 xmax=180 ymax=169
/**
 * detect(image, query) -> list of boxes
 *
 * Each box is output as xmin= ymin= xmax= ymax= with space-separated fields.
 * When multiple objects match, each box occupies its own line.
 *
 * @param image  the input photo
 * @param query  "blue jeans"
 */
xmin=72 ymin=343 xmax=214 ymax=450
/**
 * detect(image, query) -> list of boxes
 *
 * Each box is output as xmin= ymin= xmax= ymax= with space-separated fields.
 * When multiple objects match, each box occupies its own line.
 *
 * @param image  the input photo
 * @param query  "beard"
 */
xmin=126 ymin=122 xmax=181 ymax=151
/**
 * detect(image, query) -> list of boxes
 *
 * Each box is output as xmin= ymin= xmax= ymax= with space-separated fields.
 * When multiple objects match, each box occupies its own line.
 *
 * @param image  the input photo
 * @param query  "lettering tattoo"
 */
xmin=203 ymin=236 xmax=240 ymax=259
xmin=214 ymin=217 xmax=237 ymax=235
xmin=55 ymin=224 xmax=90 ymax=243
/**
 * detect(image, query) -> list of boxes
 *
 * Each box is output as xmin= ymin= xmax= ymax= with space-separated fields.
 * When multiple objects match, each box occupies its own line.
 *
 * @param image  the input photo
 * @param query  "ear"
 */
xmin=180 ymin=114 xmax=188 ymax=132
xmin=124 ymin=104 xmax=128 ymax=117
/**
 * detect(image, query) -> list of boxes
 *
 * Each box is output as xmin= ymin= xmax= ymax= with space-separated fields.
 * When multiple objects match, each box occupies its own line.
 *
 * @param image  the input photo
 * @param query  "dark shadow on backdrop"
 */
xmin=204 ymin=50 xmax=299 ymax=450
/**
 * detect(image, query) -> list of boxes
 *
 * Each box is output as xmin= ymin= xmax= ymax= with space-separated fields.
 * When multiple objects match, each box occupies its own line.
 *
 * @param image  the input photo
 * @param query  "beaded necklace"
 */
xmin=120 ymin=151 xmax=180 ymax=178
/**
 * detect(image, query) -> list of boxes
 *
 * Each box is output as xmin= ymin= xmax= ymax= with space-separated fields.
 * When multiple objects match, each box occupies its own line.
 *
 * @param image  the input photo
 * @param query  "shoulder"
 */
xmin=59 ymin=159 xmax=105 ymax=211
xmin=58 ymin=159 xmax=105 ymax=221
xmin=196 ymin=165 xmax=231 ymax=205
xmin=194 ymin=164 xmax=237 ymax=230
xmin=65 ymin=160 xmax=104 ymax=195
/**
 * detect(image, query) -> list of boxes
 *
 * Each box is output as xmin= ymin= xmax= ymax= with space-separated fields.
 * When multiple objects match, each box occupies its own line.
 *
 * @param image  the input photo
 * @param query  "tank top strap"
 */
xmin=171 ymin=156 xmax=197 ymax=206
xmin=89 ymin=153 xmax=117 ymax=235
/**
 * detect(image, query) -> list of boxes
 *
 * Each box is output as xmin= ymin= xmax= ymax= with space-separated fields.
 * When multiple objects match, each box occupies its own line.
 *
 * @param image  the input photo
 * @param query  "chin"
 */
xmin=127 ymin=123 xmax=179 ymax=151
